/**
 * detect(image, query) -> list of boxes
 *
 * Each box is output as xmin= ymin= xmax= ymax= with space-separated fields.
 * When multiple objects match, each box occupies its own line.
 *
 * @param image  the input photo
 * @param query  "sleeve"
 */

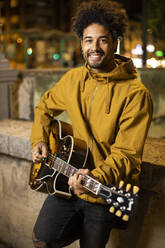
xmin=30 ymin=73 xmax=68 ymax=148
xmin=91 ymin=89 xmax=153 ymax=185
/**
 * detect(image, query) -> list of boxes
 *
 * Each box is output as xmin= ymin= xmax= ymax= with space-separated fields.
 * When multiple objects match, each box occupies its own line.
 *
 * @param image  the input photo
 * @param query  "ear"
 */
xmin=80 ymin=39 xmax=84 ymax=55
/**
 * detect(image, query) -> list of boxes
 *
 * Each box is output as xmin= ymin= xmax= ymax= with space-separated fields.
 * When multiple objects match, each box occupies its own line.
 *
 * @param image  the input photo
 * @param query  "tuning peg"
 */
xmin=133 ymin=186 xmax=140 ymax=194
xmin=115 ymin=210 xmax=122 ymax=217
xmin=119 ymin=180 xmax=124 ymax=189
xmin=122 ymin=214 xmax=129 ymax=222
xmin=109 ymin=206 xmax=115 ymax=213
xmin=126 ymin=183 xmax=132 ymax=192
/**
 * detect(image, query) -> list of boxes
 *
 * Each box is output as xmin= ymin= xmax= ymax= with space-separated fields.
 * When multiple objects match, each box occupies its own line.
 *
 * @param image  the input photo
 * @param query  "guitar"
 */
xmin=29 ymin=119 xmax=139 ymax=221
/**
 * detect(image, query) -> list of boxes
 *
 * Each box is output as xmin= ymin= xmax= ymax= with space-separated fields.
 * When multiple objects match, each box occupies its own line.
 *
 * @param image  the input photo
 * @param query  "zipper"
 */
xmin=88 ymin=81 xmax=99 ymax=121
xmin=88 ymin=81 xmax=99 ymax=162
xmin=85 ymin=81 xmax=99 ymax=202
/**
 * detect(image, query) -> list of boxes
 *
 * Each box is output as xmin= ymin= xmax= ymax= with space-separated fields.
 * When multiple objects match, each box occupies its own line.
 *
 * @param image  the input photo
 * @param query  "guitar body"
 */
xmin=29 ymin=119 xmax=88 ymax=198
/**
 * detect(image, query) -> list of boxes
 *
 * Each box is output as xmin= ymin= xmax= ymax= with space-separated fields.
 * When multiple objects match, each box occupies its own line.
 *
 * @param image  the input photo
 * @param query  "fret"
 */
xmin=69 ymin=166 xmax=77 ymax=177
xmin=82 ymin=175 xmax=101 ymax=195
xmin=52 ymin=157 xmax=78 ymax=178
xmin=67 ymin=166 xmax=74 ymax=177
xmin=64 ymin=165 xmax=71 ymax=177
xmin=65 ymin=165 xmax=70 ymax=177
xmin=54 ymin=157 xmax=64 ymax=172
xmin=60 ymin=161 xmax=70 ymax=176
xmin=62 ymin=163 xmax=69 ymax=176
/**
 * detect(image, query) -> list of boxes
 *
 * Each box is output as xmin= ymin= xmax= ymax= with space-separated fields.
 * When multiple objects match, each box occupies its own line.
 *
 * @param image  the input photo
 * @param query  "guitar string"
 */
xmin=46 ymin=155 xmax=118 ymax=189
xmin=42 ymin=154 xmax=131 ymax=199
xmin=45 ymin=154 xmax=122 ymax=193
xmin=45 ymin=154 xmax=131 ymax=198
xmin=45 ymin=153 xmax=100 ymax=191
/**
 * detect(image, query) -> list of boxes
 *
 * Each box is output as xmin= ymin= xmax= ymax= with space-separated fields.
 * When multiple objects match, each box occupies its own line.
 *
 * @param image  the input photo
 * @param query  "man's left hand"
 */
xmin=68 ymin=169 xmax=90 ymax=196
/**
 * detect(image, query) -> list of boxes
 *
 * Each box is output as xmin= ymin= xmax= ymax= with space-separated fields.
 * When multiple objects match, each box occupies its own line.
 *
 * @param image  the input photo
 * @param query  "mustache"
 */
xmin=87 ymin=51 xmax=104 ymax=56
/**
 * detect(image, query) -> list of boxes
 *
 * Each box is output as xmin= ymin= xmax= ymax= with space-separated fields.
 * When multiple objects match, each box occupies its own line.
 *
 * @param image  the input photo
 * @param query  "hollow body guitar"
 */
xmin=29 ymin=119 xmax=139 ymax=221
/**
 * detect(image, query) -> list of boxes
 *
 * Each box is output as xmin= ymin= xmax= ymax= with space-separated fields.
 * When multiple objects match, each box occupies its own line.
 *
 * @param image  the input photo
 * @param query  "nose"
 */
xmin=91 ymin=40 xmax=100 ymax=51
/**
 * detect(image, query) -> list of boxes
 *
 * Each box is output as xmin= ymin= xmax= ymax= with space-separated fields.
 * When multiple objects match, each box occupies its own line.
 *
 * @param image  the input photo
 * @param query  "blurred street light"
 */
xmin=27 ymin=48 xmax=32 ymax=55
xmin=147 ymin=44 xmax=155 ymax=53
xmin=155 ymin=50 xmax=164 ymax=58
xmin=131 ymin=44 xmax=143 ymax=55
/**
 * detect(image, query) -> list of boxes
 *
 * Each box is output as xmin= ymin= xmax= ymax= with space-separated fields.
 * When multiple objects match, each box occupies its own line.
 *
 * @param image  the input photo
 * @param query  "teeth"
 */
xmin=92 ymin=54 xmax=100 ymax=56
xmin=89 ymin=53 xmax=103 ymax=56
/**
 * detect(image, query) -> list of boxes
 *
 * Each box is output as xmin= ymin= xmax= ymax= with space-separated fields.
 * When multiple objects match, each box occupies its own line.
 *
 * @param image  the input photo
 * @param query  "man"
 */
xmin=30 ymin=1 xmax=153 ymax=247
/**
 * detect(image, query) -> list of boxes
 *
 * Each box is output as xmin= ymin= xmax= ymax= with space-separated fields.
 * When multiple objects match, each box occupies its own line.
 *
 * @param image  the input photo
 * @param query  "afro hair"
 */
xmin=72 ymin=0 xmax=128 ymax=40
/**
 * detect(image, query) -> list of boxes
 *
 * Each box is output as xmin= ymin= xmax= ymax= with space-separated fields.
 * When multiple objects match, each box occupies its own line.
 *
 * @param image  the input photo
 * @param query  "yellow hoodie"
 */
xmin=30 ymin=54 xmax=153 ymax=204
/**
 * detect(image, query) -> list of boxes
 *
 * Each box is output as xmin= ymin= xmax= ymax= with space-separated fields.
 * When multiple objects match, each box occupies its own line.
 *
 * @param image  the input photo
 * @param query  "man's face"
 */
xmin=81 ymin=23 xmax=117 ymax=73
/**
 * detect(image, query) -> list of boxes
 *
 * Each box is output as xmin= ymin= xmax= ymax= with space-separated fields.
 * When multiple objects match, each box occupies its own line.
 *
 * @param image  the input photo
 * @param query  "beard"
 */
xmin=84 ymin=51 xmax=106 ymax=69
xmin=86 ymin=59 xmax=105 ymax=69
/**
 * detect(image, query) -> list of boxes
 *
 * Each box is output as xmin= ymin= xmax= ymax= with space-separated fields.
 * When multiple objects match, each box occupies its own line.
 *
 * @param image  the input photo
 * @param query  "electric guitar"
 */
xmin=29 ymin=119 xmax=139 ymax=221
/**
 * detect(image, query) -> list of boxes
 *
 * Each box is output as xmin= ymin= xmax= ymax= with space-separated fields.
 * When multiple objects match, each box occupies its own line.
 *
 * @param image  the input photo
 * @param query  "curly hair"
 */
xmin=72 ymin=0 xmax=128 ymax=40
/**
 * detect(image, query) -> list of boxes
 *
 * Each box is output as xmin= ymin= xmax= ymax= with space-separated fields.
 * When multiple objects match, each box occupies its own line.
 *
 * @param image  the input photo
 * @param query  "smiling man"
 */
xmin=81 ymin=23 xmax=117 ymax=72
xmin=30 ymin=1 xmax=153 ymax=248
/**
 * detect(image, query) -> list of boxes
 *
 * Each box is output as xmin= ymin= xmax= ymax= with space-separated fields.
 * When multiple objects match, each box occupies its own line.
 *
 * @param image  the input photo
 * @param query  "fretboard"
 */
xmin=46 ymin=153 xmax=101 ymax=195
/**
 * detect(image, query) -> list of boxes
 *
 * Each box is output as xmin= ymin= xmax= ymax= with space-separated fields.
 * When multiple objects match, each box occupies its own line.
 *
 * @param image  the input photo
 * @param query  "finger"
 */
xmin=41 ymin=144 xmax=48 ymax=158
xmin=76 ymin=169 xmax=90 ymax=175
xmin=68 ymin=177 xmax=74 ymax=187
xmin=32 ymin=151 xmax=38 ymax=161
xmin=32 ymin=148 xmax=43 ymax=161
xmin=32 ymin=153 xmax=42 ymax=163
xmin=72 ymin=173 xmax=79 ymax=182
xmin=77 ymin=174 xmax=83 ymax=185
xmin=73 ymin=175 xmax=83 ymax=191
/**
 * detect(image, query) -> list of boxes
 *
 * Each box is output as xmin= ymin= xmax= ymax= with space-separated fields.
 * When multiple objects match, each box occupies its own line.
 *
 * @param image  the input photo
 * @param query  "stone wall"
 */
xmin=12 ymin=68 xmax=69 ymax=121
xmin=0 ymin=67 xmax=18 ymax=120
xmin=12 ymin=68 xmax=165 ymax=138
xmin=0 ymin=119 xmax=165 ymax=248
xmin=138 ymin=68 xmax=165 ymax=139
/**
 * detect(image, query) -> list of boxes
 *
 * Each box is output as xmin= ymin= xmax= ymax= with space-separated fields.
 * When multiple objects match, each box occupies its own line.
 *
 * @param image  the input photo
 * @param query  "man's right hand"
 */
xmin=31 ymin=141 xmax=48 ymax=163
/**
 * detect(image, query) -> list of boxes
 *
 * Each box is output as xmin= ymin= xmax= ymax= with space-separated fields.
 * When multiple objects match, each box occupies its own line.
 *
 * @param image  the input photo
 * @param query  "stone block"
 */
xmin=0 ymin=133 xmax=9 ymax=154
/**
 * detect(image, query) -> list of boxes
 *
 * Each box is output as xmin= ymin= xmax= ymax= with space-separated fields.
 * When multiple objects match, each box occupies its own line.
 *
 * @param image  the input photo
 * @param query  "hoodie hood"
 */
xmin=80 ymin=54 xmax=138 ymax=114
xmin=86 ymin=54 xmax=137 ymax=81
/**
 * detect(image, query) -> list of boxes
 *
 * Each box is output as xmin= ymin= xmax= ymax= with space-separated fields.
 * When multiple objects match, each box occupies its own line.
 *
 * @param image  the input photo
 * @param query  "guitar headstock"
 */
xmin=99 ymin=181 xmax=139 ymax=221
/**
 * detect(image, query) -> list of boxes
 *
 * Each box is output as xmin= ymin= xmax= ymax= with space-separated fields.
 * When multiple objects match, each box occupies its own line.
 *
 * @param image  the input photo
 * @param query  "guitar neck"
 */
xmin=46 ymin=154 xmax=101 ymax=196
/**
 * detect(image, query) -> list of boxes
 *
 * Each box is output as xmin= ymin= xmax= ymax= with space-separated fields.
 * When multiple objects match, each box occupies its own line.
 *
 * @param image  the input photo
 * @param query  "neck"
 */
xmin=89 ymin=59 xmax=117 ymax=73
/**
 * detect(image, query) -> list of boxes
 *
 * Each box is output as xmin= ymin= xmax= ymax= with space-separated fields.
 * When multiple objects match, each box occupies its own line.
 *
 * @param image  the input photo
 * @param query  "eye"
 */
xmin=85 ymin=39 xmax=92 ymax=44
xmin=100 ymin=39 xmax=108 ymax=44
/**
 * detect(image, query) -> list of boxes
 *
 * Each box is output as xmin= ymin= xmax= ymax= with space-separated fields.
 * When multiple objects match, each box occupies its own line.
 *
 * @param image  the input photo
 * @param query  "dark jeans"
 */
xmin=33 ymin=195 xmax=117 ymax=248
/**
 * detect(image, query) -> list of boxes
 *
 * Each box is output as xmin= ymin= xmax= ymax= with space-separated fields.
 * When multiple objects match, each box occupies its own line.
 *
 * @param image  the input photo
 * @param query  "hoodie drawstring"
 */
xmin=106 ymin=81 xmax=115 ymax=114
xmin=80 ymin=67 xmax=89 ymax=92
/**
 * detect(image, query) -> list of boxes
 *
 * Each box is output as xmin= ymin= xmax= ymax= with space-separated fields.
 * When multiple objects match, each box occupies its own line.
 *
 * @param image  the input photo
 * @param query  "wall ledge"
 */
xmin=0 ymin=119 xmax=165 ymax=194
xmin=143 ymin=137 xmax=165 ymax=166
xmin=0 ymin=119 xmax=165 ymax=163
xmin=0 ymin=119 xmax=32 ymax=160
